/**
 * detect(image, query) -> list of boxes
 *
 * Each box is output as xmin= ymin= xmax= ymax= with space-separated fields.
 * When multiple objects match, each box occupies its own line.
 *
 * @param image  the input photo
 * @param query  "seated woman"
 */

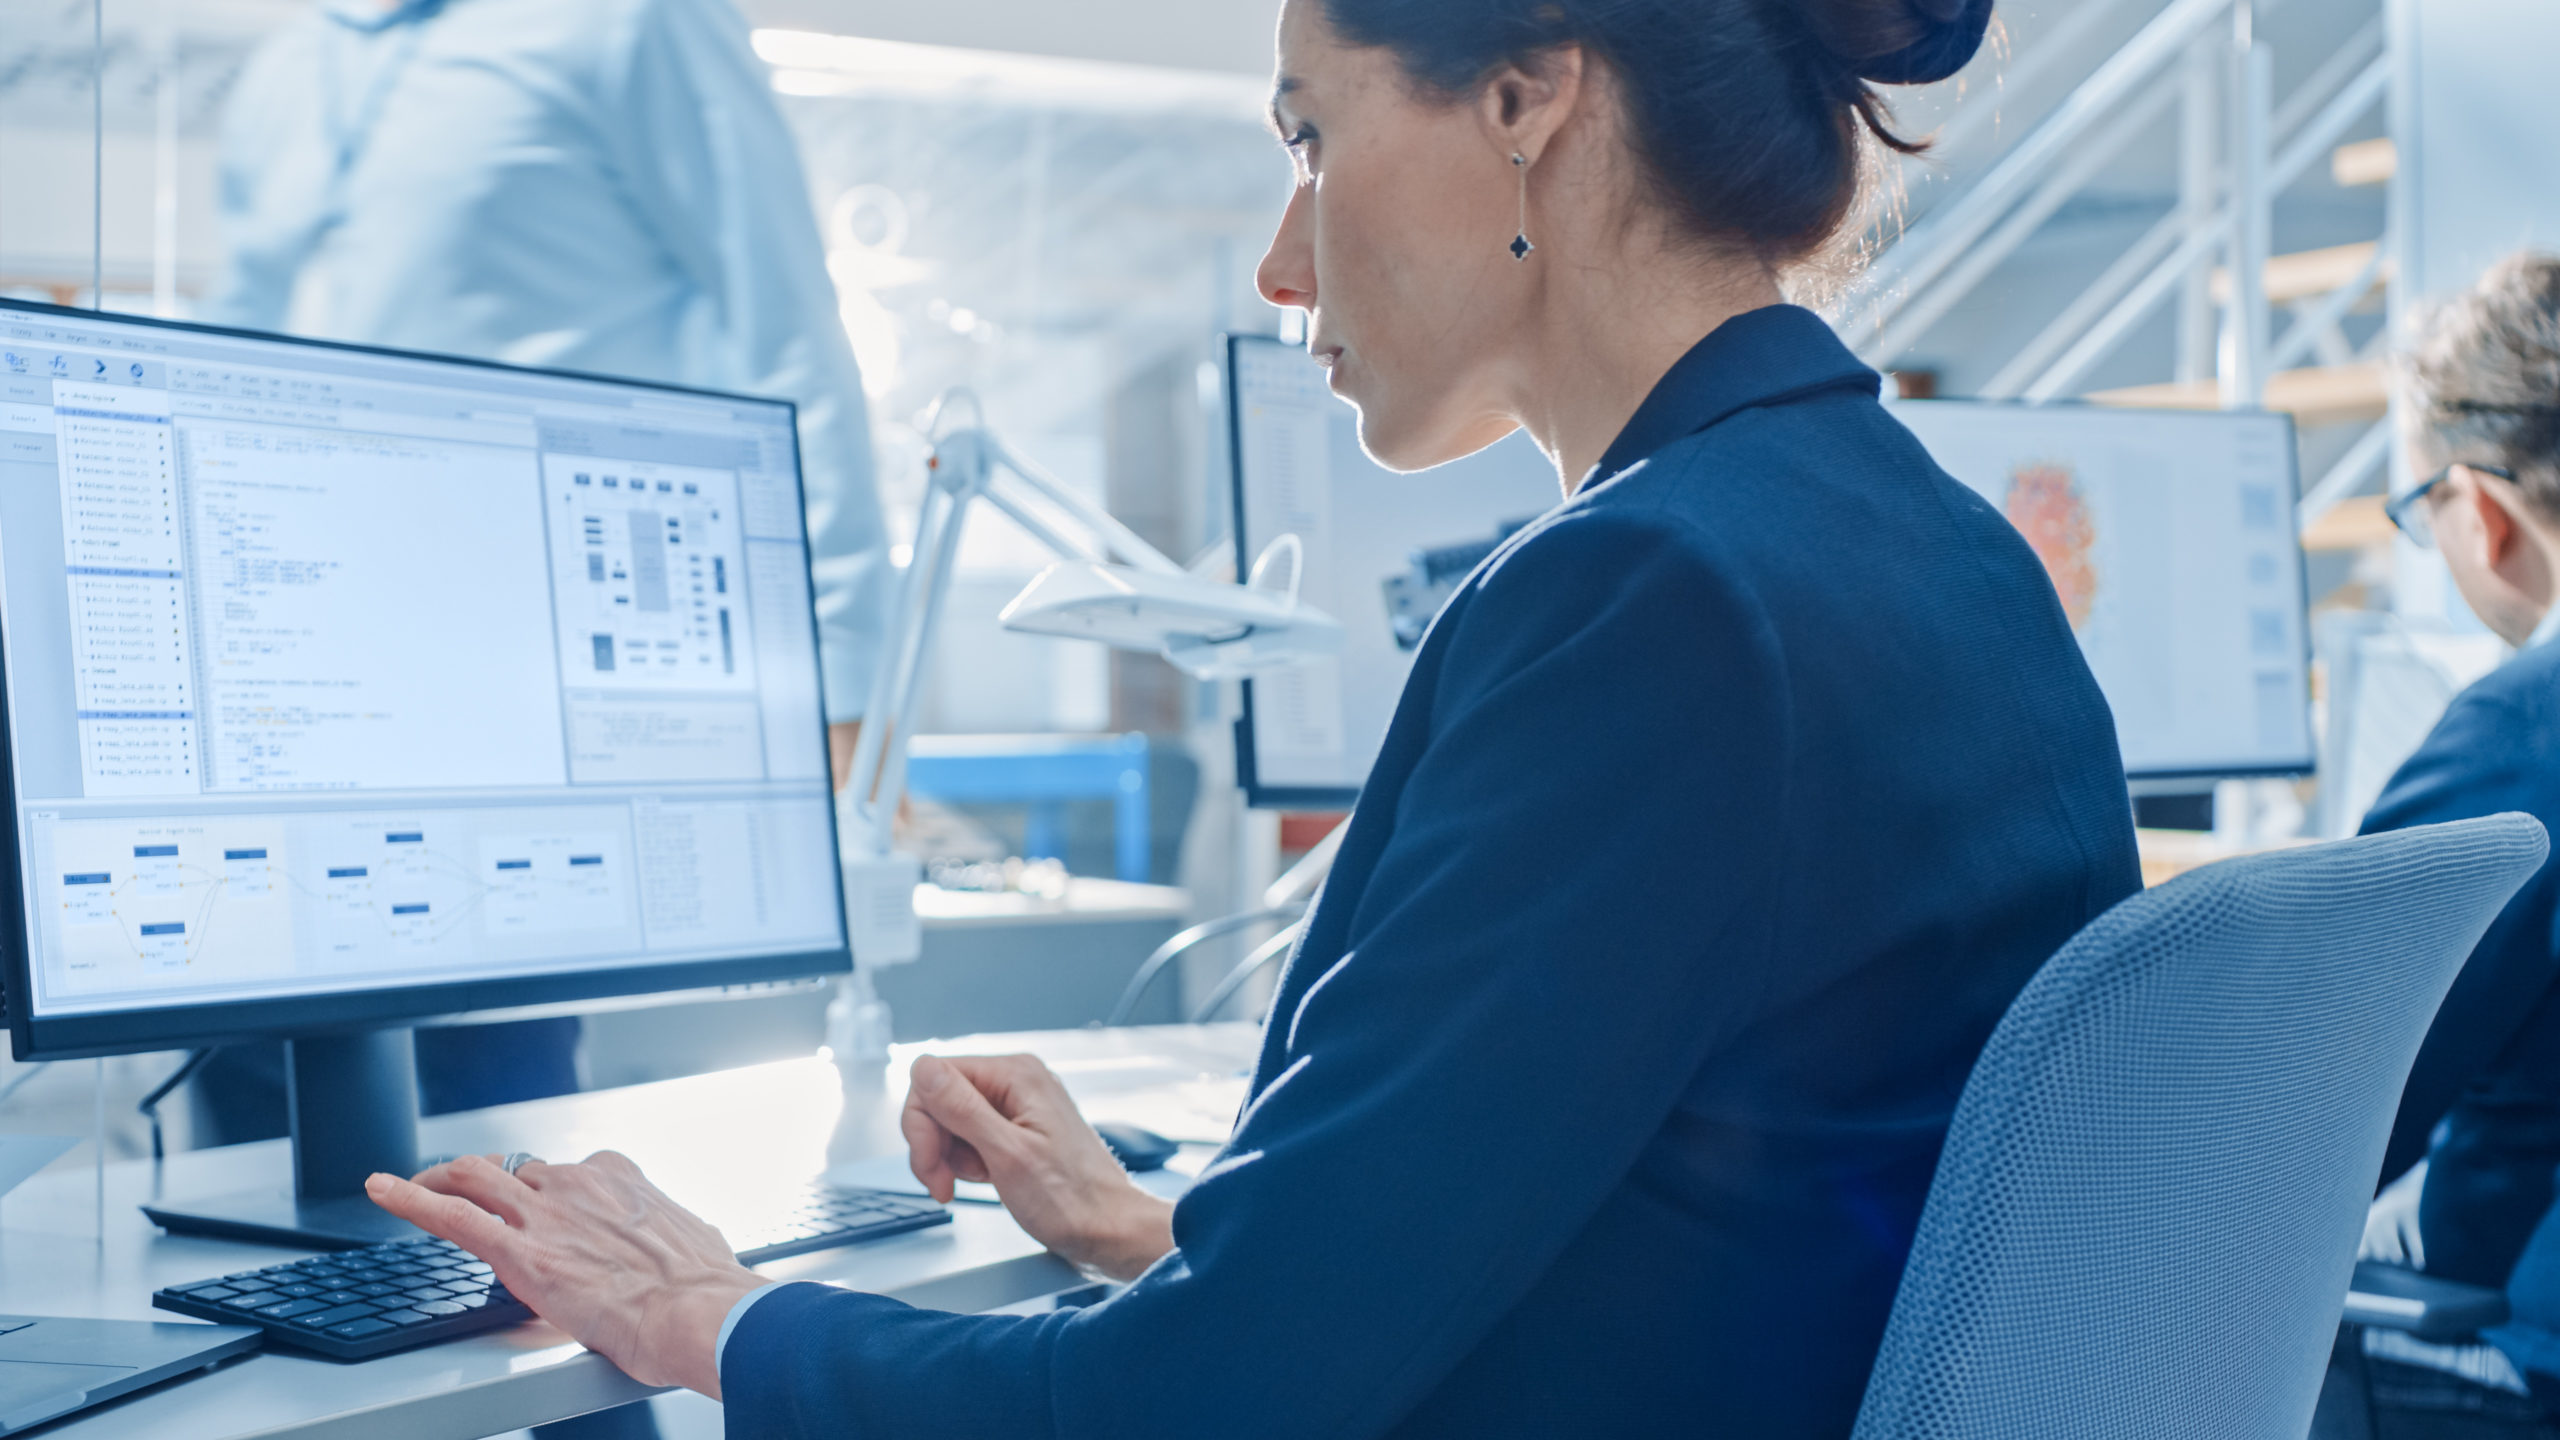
xmin=369 ymin=0 xmax=2143 ymax=1433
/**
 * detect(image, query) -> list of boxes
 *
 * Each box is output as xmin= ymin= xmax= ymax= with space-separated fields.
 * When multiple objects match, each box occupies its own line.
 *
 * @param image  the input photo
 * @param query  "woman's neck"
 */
xmin=1508 ymin=234 xmax=1786 ymax=492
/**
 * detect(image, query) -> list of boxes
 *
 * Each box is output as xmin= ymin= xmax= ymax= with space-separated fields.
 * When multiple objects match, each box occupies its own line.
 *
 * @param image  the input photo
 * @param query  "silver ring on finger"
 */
xmin=500 ymin=1152 xmax=543 ymax=1176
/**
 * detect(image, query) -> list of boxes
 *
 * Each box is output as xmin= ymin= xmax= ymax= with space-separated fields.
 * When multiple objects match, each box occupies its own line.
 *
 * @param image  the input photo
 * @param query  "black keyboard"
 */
xmin=152 ymin=1184 xmax=951 ymax=1360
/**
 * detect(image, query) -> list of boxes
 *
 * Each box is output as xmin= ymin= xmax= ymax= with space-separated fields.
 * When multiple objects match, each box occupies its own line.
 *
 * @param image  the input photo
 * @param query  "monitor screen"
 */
xmin=1227 ymin=335 xmax=1563 ymax=809
xmin=1886 ymin=399 xmax=2314 ymax=781
xmin=0 ymin=302 xmax=848 ymax=1058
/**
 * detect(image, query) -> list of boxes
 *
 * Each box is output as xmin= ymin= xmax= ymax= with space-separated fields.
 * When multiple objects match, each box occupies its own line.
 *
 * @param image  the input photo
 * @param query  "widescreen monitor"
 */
xmin=0 ymin=300 xmax=850 ymax=1070
xmin=1887 ymin=399 xmax=2315 ymax=781
xmin=1226 ymin=335 xmax=1563 ymax=810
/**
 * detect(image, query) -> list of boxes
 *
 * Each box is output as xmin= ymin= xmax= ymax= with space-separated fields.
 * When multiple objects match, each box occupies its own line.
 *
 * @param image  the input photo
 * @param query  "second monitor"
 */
xmin=1227 ymin=335 xmax=1564 ymax=810
xmin=1886 ymin=399 xmax=2314 ymax=782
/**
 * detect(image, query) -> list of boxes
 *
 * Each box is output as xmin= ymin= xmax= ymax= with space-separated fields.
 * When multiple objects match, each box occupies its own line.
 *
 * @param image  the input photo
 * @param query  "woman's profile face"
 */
xmin=1257 ymin=0 xmax=1534 ymax=472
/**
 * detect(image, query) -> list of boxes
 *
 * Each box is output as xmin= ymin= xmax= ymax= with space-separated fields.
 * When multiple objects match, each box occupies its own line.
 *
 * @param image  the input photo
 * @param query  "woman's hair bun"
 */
xmin=1325 ymin=0 xmax=2000 ymax=263
xmin=1799 ymin=0 xmax=1995 ymax=86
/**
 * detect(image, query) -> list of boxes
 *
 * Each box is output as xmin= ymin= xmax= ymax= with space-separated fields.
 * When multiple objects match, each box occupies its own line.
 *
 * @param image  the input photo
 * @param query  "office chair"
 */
xmin=1851 ymin=813 xmax=2549 ymax=1439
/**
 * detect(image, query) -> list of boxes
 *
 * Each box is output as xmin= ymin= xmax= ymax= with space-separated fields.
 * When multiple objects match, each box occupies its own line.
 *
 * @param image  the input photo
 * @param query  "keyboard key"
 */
xmin=445 ymin=1292 xmax=492 ymax=1310
xmin=180 ymin=1285 xmax=240 ymax=1302
xmin=271 ymin=1283 xmax=324 ymax=1299
xmin=257 ymin=1299 xmax=328 ymax=1320
xmin=319 ymin=1290 xmax=366 ymax=1306
xmin=412 ymin=1300 xmax=467 ymax=1317
xmin=219 ymin=1294 xmax=279 ymax=1313
xmin=295 ymin=1303 xmax=383 ymax=1329
xmin=374 ymin=1308 xmax=433 ymax=1327
xmin=423 ymin=1268 xmax=468 ymax=1284
xmin=328 ymin=1318 xmax=395 ymax=1340
xmin=226 ymin=1278 xmax=276 ymax=1294
xmin=355 ymin=1283 xmax=401 ymax=1297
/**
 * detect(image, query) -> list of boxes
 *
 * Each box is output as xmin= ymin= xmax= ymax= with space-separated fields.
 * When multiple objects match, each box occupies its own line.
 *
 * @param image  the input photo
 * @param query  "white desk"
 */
xmin=2 ymin=1024 xmax=1258 ymax=1440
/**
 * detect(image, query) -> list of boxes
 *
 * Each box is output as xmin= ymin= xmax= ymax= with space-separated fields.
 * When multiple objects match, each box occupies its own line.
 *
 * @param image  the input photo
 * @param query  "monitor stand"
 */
xmin=141 ymin=1028 xmax=427 ymax=1249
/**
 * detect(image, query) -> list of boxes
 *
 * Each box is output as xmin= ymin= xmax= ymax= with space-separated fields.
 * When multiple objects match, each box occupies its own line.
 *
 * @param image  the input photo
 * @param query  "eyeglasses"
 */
xmin=2386 ymin=463 xmax=2516 ymax=549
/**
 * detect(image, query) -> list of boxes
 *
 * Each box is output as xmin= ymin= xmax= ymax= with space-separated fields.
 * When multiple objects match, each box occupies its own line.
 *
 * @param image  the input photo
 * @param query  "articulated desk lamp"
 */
xmin=833 ymin=394 xmax=1343 ymax=1051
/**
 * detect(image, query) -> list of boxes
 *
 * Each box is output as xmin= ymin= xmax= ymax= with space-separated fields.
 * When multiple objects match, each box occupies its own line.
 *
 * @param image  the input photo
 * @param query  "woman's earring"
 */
xmin=1510 ymin=153 xmax=1535 ymax=262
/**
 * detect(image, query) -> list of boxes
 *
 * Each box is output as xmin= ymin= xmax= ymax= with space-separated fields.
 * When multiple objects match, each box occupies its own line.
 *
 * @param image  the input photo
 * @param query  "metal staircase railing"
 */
xmin=1833 ymin=0 xmax=2397 ymax=537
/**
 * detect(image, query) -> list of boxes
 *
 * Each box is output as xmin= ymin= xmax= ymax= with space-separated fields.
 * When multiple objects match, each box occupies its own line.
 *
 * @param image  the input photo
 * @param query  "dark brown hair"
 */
xmin=1322 ymin=0 xmax=1992 ymax=261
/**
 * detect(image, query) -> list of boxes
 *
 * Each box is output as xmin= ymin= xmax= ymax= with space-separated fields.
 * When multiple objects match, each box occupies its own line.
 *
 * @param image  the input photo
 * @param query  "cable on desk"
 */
xmin=138 ymin=1048 xmax=218 ymax=1162
xmin=0 ymin=1062 xmax=50 ymax=1107
xmin=1108 ymin=905 xmax=1305 ymax=1026
xmin=1189 ymin=919 xmax=1309 ymax=1025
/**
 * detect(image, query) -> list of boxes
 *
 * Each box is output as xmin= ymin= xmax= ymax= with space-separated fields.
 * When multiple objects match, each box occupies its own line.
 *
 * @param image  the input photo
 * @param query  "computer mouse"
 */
xmin=1092 ymin=1122 xmax=1179 ymax=1173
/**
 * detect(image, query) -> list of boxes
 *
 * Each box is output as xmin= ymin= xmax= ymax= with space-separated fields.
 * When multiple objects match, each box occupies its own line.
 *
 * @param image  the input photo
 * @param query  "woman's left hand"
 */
xmin=367 ymin=1152 xmax=766 ymax=1399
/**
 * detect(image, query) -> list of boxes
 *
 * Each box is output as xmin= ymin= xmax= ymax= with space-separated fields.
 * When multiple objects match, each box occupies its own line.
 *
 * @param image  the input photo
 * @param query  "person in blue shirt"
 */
xmin=188 ymin=0 xmax=889 ymax=1167
xmin=206 ymin=0 xmax=888 ymax=739
xmin=365 ymin=0 xmax=2146 ymax=1433
xmin=2336 ymin=253 xmax=2560 ymax=1432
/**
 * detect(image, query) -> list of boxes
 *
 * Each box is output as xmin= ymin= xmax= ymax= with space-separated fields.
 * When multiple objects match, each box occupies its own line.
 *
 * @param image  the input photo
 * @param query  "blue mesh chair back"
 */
xmin=1852 ymin=814 xmax=2550 ymax=1439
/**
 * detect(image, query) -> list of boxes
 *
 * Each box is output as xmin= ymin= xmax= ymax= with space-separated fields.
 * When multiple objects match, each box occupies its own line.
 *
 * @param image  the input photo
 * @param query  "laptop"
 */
xmin=0 ymin=1316 xmax=259 ymax=1434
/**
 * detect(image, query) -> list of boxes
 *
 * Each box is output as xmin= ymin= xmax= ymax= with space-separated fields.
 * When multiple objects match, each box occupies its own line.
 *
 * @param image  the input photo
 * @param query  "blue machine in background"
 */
xmin=906 ymin=733 xmax=1152 ymax=883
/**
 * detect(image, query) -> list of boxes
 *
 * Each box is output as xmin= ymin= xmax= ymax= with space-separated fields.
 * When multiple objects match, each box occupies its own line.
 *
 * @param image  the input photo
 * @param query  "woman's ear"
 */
xmin=1476 ymin=45 xmax=1584 ymax=165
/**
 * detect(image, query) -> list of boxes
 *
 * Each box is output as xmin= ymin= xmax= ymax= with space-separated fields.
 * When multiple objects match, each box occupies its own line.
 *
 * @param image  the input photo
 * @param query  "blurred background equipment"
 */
xmin=1381 ymin=520 xmax=1536 ymax=653
xmin=1225 ymin=335 xmax=1564 ymax=811
xmin=836 ymin=399 xmax=1339 ymax=998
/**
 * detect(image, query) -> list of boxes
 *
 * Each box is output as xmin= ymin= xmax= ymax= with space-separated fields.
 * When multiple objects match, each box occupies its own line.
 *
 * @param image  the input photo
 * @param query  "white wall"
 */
xmin=744 ymin=0 xmax=1282 ymax=78
xmin=2396 ymin=0 xmax=2560 ymax=305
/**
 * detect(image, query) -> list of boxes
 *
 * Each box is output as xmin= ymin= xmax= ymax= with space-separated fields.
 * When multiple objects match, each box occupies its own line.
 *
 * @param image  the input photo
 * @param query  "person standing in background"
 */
xmin=186 ymin=10 xmax=887 ymax=1437
xmin=205 ymin=0 xmax=888 ymax=751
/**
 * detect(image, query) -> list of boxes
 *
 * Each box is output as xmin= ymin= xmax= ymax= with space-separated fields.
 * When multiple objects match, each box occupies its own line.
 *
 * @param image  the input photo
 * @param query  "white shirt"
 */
xmin=207 ymin=0 xmax=888 ymax=719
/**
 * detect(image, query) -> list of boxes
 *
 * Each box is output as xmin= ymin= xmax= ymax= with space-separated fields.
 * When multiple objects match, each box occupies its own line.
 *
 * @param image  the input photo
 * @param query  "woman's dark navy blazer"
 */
xmin=724 ymin=306 xmax=2143 ymax=1438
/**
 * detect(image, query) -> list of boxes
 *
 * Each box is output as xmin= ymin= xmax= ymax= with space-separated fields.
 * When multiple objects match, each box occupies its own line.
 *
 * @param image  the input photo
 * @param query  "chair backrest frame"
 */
xmin=1852 ymin=814 xmax=2549 ymax=1439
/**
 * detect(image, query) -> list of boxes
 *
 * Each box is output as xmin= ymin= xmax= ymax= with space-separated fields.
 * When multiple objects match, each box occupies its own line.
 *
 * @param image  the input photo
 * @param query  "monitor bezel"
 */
xmin=0 ymin=298 xmax=853 ymax=1061
xmin=1225 ymin=333 xmax=1367 ymax=813
xmin=1881 ymin=395 xmax=2321 ymax=785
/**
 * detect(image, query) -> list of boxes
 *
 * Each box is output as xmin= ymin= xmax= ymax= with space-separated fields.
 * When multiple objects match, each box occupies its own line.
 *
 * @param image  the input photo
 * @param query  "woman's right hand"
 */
xmin=901 ymin=1053 xmax=1177 ymax=1283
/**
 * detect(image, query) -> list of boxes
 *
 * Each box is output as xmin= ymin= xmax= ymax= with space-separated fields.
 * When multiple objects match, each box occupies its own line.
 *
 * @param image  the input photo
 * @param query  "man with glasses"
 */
xmin=2333 ymin=253 xmax=2560 ymax=1434
xmin=2385 ymin=458 xmax=2560 ymax=648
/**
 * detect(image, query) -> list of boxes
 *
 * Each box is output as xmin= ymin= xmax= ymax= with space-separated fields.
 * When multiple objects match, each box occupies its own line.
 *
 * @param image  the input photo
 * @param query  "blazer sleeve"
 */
xmin=2363 ymin=682 xmax=2560 ymax=1187
xmin=722 ymin=506 xmax=1794 ymax=1439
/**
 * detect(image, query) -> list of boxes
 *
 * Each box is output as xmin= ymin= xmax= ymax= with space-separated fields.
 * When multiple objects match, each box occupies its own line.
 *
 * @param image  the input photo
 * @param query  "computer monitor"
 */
xmin=1885 ymin=399 xmax=2315 ymax=781
xmin=1225 ymin=335 xmax=1564 ymax=809
xmin=0 ymin=300 xmax=849 ymax=1244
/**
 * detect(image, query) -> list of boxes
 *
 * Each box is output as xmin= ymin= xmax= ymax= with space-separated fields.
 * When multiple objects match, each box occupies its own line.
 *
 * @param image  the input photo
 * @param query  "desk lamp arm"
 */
xmin=845 ymin=422 xmax=1224 ymax=864
xmin=973 ymin=431 xmax=1188 ymax=579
